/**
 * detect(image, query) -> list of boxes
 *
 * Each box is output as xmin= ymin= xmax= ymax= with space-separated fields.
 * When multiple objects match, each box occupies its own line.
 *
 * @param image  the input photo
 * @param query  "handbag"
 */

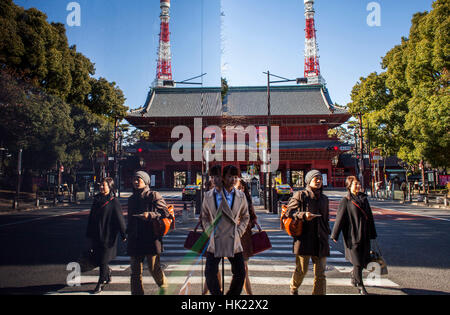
xmin=251 ymin=223 xmax=272 ymax=255
xmin=369 ymin=239 xmax=388 ymax=275
xmin=154 ymin=205 xmax=176 ymax=237
xmin=280 ymin=192 xmax=307 ymax=237
xmin=184 ymin=221 xmax=209 ymax=254
xmin=78 ymin=248 xmax=98 ymax=273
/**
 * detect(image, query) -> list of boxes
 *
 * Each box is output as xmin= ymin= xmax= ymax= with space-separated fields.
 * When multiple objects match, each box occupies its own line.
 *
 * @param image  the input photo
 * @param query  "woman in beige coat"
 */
xmin=201 ymin=165 xmax=250 ymax=295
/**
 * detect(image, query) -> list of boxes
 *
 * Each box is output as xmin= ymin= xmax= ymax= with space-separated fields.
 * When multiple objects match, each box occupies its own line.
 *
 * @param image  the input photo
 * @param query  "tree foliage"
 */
xmin=0 ymin=0 xmax=129 ymax=173
xmin=347 ymin=0 xmax=449 ymax=168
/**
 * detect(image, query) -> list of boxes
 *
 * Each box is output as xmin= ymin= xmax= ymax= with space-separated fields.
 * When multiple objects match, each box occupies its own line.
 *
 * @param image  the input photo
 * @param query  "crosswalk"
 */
xmin=51 ymin=210 xmax=400 ymax=295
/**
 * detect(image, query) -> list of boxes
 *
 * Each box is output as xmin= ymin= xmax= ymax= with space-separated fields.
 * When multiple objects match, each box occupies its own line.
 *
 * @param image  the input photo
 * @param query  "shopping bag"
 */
xmin=369 ymin=239 xmax=388 ymax=275
xmin=184 ymin=221 xmax=209 ymax=254
xmin=251 ymin=223 xmax=272 ymax=255
xmin=78 ymin=248 xmax=98 ymax=273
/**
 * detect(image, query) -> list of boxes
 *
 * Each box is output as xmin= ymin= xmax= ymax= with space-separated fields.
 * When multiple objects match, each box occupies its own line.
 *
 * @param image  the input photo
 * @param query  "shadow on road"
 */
xmin=0 ymin=284 xmax=66 ymax=295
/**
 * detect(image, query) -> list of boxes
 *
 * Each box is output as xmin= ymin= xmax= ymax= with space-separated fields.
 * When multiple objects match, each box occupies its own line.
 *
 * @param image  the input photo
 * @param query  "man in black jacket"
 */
xmin=286 ymin=170 xmax=330 ymax=295
xmin=127 ymin=171 xmax=170 ymax=295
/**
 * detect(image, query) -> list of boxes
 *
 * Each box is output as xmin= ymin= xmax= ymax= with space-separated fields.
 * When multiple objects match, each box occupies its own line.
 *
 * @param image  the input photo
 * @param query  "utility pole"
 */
xmin=113 ymin=118 xmax=119 ymax=190
xmin=267 ymin=71 xmax=273 ymax=214
xmin=358 ymin=113 xmax=365 ymax=190
xmin=13 ymin=148 xmax=22 ymax=210
xmin=263 ymin=71 xmax=308 ymax=213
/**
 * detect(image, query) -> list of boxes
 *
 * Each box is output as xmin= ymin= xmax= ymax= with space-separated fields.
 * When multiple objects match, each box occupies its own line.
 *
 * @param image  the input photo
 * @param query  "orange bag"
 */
xmin=280 ymin=204 xmax=303 ymax=237
xmin=159 ymin=205 xmax=175 ymax=236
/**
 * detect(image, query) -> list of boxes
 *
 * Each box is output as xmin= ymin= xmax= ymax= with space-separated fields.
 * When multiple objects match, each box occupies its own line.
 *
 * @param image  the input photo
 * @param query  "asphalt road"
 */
xmin=0 ymin=190 xmax=449 ymax=295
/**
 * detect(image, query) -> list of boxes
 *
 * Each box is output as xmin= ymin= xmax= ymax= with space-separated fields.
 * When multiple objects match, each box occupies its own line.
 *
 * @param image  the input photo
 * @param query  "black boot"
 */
xmin=106 ymin=268 xmax=112 ymax=284
xmin=93 ymin=280 xmax=107 ymax=294
xmin=357 ymin=284 xmax=369 ymax=295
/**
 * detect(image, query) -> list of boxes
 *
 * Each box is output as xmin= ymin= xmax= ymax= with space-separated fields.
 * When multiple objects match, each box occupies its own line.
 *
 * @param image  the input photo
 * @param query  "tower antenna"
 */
xmin=155 ymin=0 xmax=174 ymax=87
xmin=303 ymin=0 xmax=325 ymax=85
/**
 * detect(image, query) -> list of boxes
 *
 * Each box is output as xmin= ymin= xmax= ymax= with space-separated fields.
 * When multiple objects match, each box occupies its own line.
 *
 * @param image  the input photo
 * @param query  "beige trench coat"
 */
xmin=201 ymin=188 xmax=250 ymax=258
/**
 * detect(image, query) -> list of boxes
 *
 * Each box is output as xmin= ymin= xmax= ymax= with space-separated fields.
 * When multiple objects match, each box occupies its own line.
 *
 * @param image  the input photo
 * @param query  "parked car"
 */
xmin=182 ymin=185 xmax=200 ymax=201
xmin=275 ymin=184 xmax=293 ymax=201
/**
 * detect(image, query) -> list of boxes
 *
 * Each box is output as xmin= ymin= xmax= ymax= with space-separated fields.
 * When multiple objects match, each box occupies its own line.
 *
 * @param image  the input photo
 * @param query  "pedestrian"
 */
xmin=201 ymin=164 xmax=223 ymax=295
xmin=127 ymin=171 xmax=171 ymax=295
xmin=331 ymin=176 xmax=378 ymax=295
xmin=375 ymin=181 xmax=383 ymax=199
xmin=201 ymin=165 xmax=250 ymax=295
xmin=400 ymin=180 xmax=407 ymax=203
xmin=86 ymin=177 xmax=127 ymax=294
xmin=285 ymin=170 xmax=330 ymax=295
xmin=386 ymin=180 xmax=392 ymax=199
xmin=237 ymin=179 xmax=258 ymax=295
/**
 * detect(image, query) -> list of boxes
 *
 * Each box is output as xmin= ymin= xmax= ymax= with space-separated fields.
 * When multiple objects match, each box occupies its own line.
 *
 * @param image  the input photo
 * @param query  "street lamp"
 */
xmin=263 ymin=71 xmax=308 ymax=214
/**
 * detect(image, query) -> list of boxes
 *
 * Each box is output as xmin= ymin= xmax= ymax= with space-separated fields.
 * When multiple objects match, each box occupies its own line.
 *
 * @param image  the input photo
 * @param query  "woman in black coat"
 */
xmin=331 ymin=176 xmax=377 ymax=295
xmin=86 ymin=177 xmax=127 ymax=294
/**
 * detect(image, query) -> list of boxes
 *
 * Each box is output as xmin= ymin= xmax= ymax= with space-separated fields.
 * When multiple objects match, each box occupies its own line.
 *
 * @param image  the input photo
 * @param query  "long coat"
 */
xmin=285 ymin=187 xmax=331 ymax=258
xmin=201 ymin=188 xmax=250 ymax=258
xmin=86 ymin=194 xmax=127 ymax=262
xmin=127 ymin=187 xmax=170 ymax=257
xmin=331 ymin=193 xmax=377 ymax=268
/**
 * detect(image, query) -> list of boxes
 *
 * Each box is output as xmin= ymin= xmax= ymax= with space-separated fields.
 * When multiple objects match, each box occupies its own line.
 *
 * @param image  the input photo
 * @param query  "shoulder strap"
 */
xmin=100 ymin=196 xmax=114 ymax=209
xmin=351 ymin=200 xmax=368 ymax=220
xmin=300 ymin=191 xmax=309 ymax=212
xmin=144 ymin=190 xmax=155 ymax=211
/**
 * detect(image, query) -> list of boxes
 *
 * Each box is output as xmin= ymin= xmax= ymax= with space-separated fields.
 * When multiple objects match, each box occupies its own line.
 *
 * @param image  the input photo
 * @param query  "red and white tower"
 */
xmin=155 ymin=0 xmax=174 ymax=87
xmin=303 ymin=0 xmax=325 ymax=85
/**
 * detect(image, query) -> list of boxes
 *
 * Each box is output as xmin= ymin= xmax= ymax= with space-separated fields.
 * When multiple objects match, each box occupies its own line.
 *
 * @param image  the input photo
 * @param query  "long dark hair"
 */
xmin=238 ymin=179 xmax=252 ymax=206
xmin=102 ymin=177 xmax=117 ymax=197
xmin=345 ymin=176 xmax=360 ymax=199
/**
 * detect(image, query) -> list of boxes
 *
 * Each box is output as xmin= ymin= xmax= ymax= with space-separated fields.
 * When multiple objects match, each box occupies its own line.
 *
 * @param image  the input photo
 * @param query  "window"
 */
xmin=174 ymin=171 xmax=187 ymax=188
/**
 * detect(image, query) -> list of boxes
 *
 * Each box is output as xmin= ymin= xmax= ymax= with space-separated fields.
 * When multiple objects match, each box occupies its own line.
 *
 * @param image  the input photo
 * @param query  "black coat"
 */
xmin=331 ymin=193 xmax=377 ymax=267
xmin=127 ymin=187 xmax=170 ymax=256
xmin=286 ymin=187 xmax=331 ymax=257
xmin=86 ymin=194 xmax=127 ymax=262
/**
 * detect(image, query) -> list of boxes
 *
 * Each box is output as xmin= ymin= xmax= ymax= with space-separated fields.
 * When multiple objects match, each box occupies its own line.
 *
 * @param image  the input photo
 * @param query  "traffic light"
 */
xmin=137 ymin=148 xmax=143 ymax=153
xmin=326 ymin=146 xmax=339 ymax=151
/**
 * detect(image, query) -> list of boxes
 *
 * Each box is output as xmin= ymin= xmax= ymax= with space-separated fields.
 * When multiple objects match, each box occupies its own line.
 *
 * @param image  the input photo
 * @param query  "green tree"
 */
xmin=85 ymin=77 xmax=128 ymax=121
xmin=0 ymin=68 xmax=74 ymax=170
xmin=0 ymin=0 xmax=129 ymax=177
xmin=221 ymin=77 xmax=229 ymax=104
xmin=347 ymin=0 xmax=449 ymax=169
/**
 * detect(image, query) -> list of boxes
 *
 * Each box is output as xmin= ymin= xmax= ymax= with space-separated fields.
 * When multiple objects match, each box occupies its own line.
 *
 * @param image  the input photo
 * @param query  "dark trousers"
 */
xmin=352 ymin=265 xmax=364 ymax=286
xmin=205 ymin=252 xmax=245 ymax=296
xmin=96 ymin=248 xmax=112 ymax=283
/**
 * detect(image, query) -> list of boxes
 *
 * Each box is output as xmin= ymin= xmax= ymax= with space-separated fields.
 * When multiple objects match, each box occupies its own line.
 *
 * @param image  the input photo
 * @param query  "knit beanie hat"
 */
xmin=305 ymin=170 xmax=322 ymax=186
xmin=134 ymin=171 xmax=150 ymax=186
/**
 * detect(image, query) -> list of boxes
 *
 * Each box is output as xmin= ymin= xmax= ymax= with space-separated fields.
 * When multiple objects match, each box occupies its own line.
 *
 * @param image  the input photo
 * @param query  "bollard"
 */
xmin=189 ymin=201 xmax=195 ymax=218
xmin=277 ymin=201 xmax=282 ymax=218
xmin=182 ymin=202 xmax=187 ymax=222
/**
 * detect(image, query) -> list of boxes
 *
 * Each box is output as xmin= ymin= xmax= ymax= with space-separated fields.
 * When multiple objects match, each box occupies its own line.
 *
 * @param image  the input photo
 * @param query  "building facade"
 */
xmin=126 ymin=84 xmax=351 ymax=189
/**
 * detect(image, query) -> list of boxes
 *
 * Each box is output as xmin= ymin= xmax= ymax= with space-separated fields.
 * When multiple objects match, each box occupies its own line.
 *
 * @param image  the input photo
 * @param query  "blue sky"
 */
xmin=14 ymin=0 xmax=434 ymax=109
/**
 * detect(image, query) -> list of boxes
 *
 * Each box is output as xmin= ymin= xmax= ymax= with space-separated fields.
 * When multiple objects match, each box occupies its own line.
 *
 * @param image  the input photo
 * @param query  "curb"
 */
xmin=0 ymin=200 xmax=92 ymax=215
